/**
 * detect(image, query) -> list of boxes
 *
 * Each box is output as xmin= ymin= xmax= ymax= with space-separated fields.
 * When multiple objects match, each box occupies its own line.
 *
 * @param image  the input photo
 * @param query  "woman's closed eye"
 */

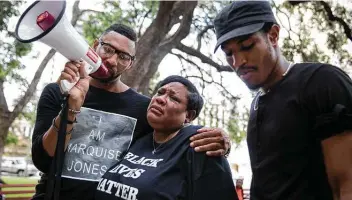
xmin=169 ymin=95 xmax=180 ymax=102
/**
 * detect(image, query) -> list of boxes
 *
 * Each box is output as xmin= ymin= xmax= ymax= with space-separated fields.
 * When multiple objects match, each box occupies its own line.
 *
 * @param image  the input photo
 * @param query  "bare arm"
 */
xmin=322 ymin=130 xmax=352 ymax=200
xmin=42 ymin=112 xmax=77 ymax=156
xmin=42 ymin=61 xmax=90 ymax=156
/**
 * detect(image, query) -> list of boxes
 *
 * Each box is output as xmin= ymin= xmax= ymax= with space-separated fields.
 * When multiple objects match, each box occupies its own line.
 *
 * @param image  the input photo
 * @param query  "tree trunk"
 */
xmin=0 ymin=115 xmax=11 ymax=169
xmin=138 ymin=49 xmax=169 ymax=96
xmin=121 ymin=1 xmax=198 ymax=92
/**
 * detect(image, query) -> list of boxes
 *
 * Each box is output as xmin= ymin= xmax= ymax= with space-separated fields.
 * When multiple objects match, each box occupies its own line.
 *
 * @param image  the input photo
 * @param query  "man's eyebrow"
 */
xmin=236 ymin=34 xmax=252 ymax=43
xmin=220 ymin=34 xmax=253 ymax=50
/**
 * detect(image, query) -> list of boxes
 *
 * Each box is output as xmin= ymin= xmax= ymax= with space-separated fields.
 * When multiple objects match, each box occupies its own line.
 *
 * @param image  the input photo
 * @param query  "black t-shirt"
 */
xmin=31 ymin=83 xmax=152 ymax=200
xmin=95 ymin=125 xmax=237 ymax=200
xmin=247 ymin=63 xmax=352 ymax=200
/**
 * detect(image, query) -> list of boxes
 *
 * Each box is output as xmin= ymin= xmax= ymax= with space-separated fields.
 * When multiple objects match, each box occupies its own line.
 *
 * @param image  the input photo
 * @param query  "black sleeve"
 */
xmin=187 ymin=149 xmax=238 ymax=200
xmin=32 ymin=83 xmax=63 ymax=173
xmin=302 ymin=64 xmax=352 ymax=140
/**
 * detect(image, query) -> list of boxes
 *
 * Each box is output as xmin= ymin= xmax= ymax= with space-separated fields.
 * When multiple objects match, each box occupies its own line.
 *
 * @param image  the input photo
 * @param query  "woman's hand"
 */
xmin=190 ymin=127 xmax=231 ymax=156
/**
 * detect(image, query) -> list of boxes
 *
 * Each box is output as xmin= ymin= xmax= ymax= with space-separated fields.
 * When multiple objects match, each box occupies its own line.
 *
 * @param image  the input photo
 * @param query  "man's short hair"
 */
xmin=157 ymin=75 xmax=204 ymax=119
xmin=102 ymin=23 xmax=137 ymax=42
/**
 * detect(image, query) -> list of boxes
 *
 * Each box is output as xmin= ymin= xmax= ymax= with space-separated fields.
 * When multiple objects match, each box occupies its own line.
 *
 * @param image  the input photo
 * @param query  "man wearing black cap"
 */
xmin=214 ymin=1 xmax=352 ymax=200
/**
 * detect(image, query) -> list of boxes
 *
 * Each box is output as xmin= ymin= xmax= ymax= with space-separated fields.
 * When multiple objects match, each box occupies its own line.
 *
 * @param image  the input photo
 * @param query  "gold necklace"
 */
xmin=152 ymin=133 xmax=164 ymax=154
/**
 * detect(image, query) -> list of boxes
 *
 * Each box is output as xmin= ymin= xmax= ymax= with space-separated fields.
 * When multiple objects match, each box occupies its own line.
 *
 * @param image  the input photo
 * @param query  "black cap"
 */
xmin=214 ymin=1 xmax=277 ymax=52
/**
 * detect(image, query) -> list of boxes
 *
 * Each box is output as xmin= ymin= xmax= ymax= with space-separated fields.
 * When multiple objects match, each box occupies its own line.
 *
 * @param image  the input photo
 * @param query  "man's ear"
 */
xmin=268 ymin=24 xmax=280 ymax=47
xmin=185 ymin=110 xmax=196 ymax=124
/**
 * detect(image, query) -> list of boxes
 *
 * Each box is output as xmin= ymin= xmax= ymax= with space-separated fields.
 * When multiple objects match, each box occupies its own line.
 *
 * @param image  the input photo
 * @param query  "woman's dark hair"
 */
xmin=156 ymin=75 xmax=204 ymax=119
xmin=102 ymin=23 xmax=137 ymax=42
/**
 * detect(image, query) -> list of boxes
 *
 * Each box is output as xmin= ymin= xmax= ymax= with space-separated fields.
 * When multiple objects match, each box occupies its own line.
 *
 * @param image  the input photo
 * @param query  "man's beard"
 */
xmin=91 ymin=68 xmax=121 ymax=84
xmin=92 ymin=73 xmax=121 ymax=84
xmin=91 ymin=62 xmax=126 ymax=84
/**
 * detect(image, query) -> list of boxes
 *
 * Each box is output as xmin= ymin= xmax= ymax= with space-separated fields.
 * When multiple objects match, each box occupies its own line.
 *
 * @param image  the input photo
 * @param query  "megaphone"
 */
xmin=15 ymin=0 xmax=109 ymax=94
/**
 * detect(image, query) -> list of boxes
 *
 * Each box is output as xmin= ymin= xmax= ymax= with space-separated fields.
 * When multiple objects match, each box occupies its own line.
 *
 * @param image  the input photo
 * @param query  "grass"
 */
xmin=1 ymin=176 xmax=38 ymax=198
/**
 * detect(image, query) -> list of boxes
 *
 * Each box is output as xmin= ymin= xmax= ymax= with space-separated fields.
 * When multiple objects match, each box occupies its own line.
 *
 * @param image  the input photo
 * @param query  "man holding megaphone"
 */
xmin=31 ymin=23 xmax=151 ymax=200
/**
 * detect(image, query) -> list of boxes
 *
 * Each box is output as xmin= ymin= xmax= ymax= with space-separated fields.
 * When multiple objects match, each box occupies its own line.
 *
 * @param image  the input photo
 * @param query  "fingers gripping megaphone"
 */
xmin=14 ymin=0 xmax=109 ymax=94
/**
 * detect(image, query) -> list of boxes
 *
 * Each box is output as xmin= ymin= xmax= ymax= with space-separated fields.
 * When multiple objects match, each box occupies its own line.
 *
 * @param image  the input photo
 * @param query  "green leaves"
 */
xmin=0 ymin=1 xmax=32 ymax=82
xmin=0 ymin=1 xmax=21 ymax=31
xmin=5 ymin=131 xmax=18 ymax=146
xmin=82 ymin=1 xmax=159 ymax=43
xmin=14 ymin=41 xmax=32 ymax=57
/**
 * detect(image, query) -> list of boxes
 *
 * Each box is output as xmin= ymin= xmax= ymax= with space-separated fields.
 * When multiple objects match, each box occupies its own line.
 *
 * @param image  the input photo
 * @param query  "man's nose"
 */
xmin=232 ymin=54 xmax=247 ymax=71
xmin=105 ymin=53 xmax=118 ymax=66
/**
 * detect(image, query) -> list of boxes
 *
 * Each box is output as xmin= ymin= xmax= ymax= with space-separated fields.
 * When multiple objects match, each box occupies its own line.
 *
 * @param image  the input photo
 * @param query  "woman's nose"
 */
xmin=155 ymin=95 xmax=167 ymax=105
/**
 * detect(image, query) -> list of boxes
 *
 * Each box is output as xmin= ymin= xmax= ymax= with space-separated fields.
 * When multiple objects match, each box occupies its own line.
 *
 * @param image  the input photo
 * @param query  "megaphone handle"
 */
xmin=59 ymin=60 xmax=91 ymax=94
xmin=60 ymin=79 xmax=78 ymax=94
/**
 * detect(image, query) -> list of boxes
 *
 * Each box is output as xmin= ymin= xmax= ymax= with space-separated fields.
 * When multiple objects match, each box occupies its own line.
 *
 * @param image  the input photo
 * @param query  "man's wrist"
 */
xmin=67 ymin=112 xmax=77 ymax=122
xmin=52 ymin=117 xmax=74 ymax=135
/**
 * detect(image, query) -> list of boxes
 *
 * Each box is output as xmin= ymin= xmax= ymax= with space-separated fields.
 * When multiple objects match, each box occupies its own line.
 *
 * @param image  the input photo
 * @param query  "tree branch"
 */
xmin=288 ymin=1 xmax=352 ymax=41
xmin=160 ymin=1 xmax=197 ymax=50
xmin=320 ymin=1 xmax=352 ymax=41
xmin=70 ymin=1 xmax=81 ymax=24
xmin=134 ymin=1 xmax=176 ymax=60
xmin=10 ymin=49 xmax=56 ymax=123
xmin=7 ymin=31 xmax=15 ymax=38
xmin=122 ymin=1 xmax=197 ymax=89
xmin=138 ymin=9 xmax=152 ymax=38
xmin=177 ymin=53 xmax=208 ymax=97
xmin=171 ymin=52 xmax=240 ymax=101
xmin=167 ymin=1 xmax=190 ymax=29
xmin=175 ymin=43 xmax=233 ymax=72
xmin=287 ymin=1 xmax=306 ymax=6
xmin=0 ymin=80 xmax=8 ymax=112
xmin=80 ymin=9 xmax=104 ymax=16
xmin=70 ymin=2 xmax=103 ymax=24
xmin=186 ymin=75 xmax=239 ymax=101
xmin=196 ymin=25 xmax=214 ymax=51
